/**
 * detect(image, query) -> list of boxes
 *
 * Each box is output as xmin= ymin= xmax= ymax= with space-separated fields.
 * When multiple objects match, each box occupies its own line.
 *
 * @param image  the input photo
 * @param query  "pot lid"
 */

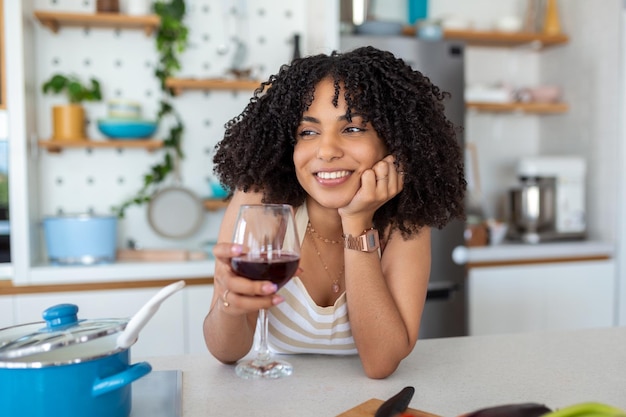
xmin=0 ymin=303 xmax=127 ymax=360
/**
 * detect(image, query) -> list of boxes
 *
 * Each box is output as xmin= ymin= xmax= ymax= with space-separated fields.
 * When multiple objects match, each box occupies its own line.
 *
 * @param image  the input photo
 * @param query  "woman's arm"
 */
xmin=343 ymin=225 xmax=430 ymax=379
xmin=203 ymin=190 xmax=283 ymax=363
xmin=338 ymin=155 xmax=430 ymax=378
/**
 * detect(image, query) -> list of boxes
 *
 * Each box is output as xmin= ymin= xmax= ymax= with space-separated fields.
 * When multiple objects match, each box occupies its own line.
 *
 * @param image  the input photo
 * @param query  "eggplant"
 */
xmin=461 ymin=403 xmax=552 ymax=417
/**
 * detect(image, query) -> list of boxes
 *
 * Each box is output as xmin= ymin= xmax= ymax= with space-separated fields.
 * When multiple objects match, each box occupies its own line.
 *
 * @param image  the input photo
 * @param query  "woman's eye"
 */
xmin=297 ymin=129 xmax=317 ymax=138
xmin=345 ymin=126 xmax=366 ymax=134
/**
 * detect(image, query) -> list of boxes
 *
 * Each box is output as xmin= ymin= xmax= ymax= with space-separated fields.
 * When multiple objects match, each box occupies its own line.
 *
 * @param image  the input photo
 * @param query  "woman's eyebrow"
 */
xmin=300 ymin=113 xmax=365 ymax=123
xmin=301 ymin=115 xmax=319 ymax=123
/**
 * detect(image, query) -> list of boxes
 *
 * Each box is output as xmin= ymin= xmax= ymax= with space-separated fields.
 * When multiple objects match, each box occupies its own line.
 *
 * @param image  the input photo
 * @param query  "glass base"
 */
xmin=235 ymin=358 xmax=293 ymax=379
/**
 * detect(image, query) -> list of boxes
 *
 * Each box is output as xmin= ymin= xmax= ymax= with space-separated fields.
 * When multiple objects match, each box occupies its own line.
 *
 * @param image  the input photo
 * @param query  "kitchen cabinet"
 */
xmin=13 ymin=287 xmax=187 ymax=357
xmin=184 ymin=284 xmax=213 ymax=354
xmin=468 ymin=259 xmax=615 ymax=336
xmin=0 ymin=295 xmax=13 ymax=328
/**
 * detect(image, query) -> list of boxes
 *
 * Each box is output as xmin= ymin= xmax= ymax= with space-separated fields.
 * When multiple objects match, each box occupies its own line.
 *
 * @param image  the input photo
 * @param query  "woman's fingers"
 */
xmin=373 ymin=155 xmax=403 ymax=196
xmin=212 ymin=242 xmax=284 ymax=314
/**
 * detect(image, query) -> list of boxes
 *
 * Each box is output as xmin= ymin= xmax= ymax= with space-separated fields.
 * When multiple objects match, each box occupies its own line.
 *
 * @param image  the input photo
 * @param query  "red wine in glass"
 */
xmin=231 ymin=204 xmax=301 ymax=380
xmin=231 ymin=253 xmax=299 ymax=288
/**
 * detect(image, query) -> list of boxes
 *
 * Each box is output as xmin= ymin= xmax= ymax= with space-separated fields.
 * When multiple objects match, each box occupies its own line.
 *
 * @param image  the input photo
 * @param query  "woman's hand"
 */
xmin=339 ymin=155 xmax=404 ymax=220
xmin=212 ymin=242 xmax=284 ymax=316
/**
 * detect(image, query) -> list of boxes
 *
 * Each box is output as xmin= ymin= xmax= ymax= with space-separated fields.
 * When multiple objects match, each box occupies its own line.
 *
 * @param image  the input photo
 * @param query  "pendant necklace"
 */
xmin=306 ymin=221 xmax=343 ymax=294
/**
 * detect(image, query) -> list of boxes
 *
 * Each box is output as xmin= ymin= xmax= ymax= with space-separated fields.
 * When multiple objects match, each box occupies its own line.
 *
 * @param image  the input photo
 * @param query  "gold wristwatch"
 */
xmin=343 ymin=228 xmax=380 ymax=252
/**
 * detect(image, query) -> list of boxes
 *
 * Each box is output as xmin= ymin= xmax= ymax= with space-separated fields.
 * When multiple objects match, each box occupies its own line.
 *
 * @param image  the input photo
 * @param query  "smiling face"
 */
xmin=293 ymin=78 xmax=388 ymax=209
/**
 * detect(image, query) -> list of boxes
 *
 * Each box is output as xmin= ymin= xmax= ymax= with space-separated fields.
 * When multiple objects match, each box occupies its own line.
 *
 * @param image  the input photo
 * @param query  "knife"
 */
xmin=374 ymin=386 xmax=416 ymax=417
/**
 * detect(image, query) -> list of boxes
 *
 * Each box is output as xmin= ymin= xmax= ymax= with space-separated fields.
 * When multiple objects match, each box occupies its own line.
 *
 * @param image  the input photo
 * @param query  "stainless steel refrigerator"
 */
xmin=340 ymin=36 xmax=467 ymax=338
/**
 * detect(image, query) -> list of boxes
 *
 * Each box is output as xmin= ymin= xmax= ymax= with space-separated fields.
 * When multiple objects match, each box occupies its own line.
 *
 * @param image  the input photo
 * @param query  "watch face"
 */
xmin=365 ymin=230 xmax=378 ymax=249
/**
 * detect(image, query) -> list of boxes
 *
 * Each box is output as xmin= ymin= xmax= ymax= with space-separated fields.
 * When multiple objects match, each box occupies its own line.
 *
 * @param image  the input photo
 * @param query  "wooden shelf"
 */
xmin=401 ymin=27 xmax=569 ymax=48
xmin=466 ymin=101 xmax=569 ymax=114
xmin=165 ymin=78 xmax=261 ymax=95
xmin=39 ymin=139 xmax=164 ymax=153
xmin=34 ymin=10 xmax=160 ymax=36
xmin=203 ymin=199 xmax=229 ymax=211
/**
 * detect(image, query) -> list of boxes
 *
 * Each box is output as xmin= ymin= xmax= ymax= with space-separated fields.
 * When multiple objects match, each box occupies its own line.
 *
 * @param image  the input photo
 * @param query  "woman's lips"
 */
xmin=315 ymin=170 xmax=352 ymax=185
xmin=316 ymin=170 xmax=351 ymax=180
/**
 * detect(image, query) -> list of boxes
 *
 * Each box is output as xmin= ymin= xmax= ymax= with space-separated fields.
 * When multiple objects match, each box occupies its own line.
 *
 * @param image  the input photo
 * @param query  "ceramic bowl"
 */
xmin=97 ymin=119 xmax=157 ymax=139
xmin=354 ymin=21 xmax=403 ymax=36
xmin=107 ymin=100 xmax=142 ymax=119
xmin=208 ymin=181 xmax=229 ymax=199
xmin=529 ymin=85 xmax=562 ymax=103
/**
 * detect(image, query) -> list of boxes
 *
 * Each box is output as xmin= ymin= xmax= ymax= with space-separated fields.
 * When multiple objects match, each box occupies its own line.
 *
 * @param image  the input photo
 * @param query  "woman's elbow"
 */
xmin=362 ymin=358 xmax=400 ymax=379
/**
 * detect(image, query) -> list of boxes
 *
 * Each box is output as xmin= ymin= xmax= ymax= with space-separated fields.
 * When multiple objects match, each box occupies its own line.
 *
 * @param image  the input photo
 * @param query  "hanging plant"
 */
xmin=113 ymin=0 xmax=188 ymax=217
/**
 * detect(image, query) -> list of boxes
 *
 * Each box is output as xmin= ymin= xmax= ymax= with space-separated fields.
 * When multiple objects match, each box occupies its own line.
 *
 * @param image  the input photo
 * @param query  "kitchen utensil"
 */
xmin=43 ymin=213 xmax=117 ymax=265
xmin=147 ymin=154 xmax=204 ymax=239
xmin=509 ymin=176 xmax=556 ymax=234
xmin=0 ymin=304 xmax=151 ymax=417
xmin=337 ymin=397 xmax=440 ymax=417
xmin=98 ymin=118 xmax=157 ymax=139
xmin=117 ymin=280 xmax=186 ymax=349
xmin=375 ymin=386 xmax=416 ymax=417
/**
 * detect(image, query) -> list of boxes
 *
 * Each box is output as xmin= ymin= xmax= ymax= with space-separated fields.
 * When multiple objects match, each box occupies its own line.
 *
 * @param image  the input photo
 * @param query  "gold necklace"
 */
xmin=306 ymin=222 xmax=343 ymax=293
xmin=307 ymin=221 xmax=342 ymax=245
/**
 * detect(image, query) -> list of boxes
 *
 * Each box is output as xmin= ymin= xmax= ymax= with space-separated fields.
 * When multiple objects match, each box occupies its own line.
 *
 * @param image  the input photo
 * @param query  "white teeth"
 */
xmin=317 ymin=171 xmax=350 ymax=180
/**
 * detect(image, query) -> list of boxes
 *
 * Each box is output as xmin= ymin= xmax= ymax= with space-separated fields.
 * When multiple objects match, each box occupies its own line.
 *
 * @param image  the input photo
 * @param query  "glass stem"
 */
xmin=256 ymin=308 xmax=271 ymax=363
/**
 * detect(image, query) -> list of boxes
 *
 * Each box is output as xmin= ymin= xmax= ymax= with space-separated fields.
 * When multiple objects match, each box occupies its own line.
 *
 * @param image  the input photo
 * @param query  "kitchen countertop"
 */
xmin=1 ymin=240 xmax=615 ymax=286
xmin=459 ymin=239 xmax=615 ymax=266
xmin=142 ymin=326 xmax=626 ymax=417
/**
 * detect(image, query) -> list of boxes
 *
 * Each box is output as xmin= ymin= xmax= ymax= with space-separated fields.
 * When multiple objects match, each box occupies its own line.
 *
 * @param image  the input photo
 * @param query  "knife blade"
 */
xmin=374 ymin=386 xmax=415 ymax=417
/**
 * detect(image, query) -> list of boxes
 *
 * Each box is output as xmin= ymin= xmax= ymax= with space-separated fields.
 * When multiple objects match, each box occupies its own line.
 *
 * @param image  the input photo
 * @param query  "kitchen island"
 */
xmin=140 ymin=326 xmax=626 ymax=417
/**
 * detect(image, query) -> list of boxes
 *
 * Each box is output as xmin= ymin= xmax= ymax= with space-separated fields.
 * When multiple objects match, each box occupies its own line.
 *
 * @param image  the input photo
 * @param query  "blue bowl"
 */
xmin=97 ymin=119 xmax=157 ymax=139
xmin=208 ymin=181 xmax=230 ymax=199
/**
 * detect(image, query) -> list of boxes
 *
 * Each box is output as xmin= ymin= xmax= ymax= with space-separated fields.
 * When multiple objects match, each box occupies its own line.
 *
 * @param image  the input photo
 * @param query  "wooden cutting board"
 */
xmin=336 ymin=398 xmax=442 ymax=417
xmin=117 ymin=248 xmax=207 ymax=262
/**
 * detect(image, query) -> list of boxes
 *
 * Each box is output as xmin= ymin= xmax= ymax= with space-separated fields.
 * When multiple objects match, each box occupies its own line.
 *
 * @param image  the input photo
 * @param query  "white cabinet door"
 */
xmin=184 ymin=285 xmax=213 ymax=354
xmin=468 ymin=260 xmax=615 ymax=336
xmin=14 ymin=288 xmax=186 ymax=357
xmin=0 ymin=296 xmax=14 ymax=328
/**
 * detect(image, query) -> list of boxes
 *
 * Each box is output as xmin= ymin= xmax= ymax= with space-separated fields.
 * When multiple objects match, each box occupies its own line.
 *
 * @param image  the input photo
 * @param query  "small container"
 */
xmin=97 ymin=0 xmax=120 ymax=13
xmin=107 ymin=100 xmax=142 ymax=119
xmin=43 ymin=214 xmax=118 ymax=265
xmin=208 ymin=181 xmax=230 ymax=199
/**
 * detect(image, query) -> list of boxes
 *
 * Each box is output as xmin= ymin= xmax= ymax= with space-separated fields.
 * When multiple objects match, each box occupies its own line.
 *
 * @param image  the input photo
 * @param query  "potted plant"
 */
xmin=42 ymin=74 xmax=102 ymax=141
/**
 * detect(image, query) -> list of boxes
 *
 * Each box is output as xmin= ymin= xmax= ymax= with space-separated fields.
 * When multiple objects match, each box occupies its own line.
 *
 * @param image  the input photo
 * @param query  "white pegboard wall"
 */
xmin=32 ymin=0 xmax=315 ymax=252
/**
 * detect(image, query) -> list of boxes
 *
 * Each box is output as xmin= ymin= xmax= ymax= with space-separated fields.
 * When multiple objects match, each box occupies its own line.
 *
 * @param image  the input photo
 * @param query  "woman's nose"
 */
xmin=316 ymin=133 xmax=343 ymax=161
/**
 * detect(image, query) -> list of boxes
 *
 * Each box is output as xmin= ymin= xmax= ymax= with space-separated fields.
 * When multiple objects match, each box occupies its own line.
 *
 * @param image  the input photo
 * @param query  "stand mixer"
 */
xmin=508 ymin=156 xmax=586 ymax=244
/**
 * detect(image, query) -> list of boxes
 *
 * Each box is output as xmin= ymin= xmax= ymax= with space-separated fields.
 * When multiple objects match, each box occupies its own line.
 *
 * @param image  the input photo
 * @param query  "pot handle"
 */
xmin=92 ymin=361 xmax=152 ymax=397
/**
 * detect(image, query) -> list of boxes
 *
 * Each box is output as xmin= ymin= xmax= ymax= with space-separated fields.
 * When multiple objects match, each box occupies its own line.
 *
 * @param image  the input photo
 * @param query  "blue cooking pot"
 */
xmin=0 ymin=304 xmax=151 ymax=417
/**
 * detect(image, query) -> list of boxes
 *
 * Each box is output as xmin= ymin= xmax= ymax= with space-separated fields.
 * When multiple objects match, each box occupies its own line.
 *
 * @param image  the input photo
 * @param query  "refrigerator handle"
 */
xmin=452 ymin=245 xmax=468 ymax=265
xmin=426 ymin=282 xmax=461 ymax=301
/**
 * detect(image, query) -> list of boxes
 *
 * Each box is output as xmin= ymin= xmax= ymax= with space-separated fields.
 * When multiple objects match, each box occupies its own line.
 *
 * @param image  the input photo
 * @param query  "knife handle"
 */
xmin=375 ymin=386 xmax=416 ymax=417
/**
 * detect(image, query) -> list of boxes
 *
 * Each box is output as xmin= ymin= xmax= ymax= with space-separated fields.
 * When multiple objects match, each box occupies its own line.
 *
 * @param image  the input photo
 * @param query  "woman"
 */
xmin=203 ymin=46 xmax=466 ymax=379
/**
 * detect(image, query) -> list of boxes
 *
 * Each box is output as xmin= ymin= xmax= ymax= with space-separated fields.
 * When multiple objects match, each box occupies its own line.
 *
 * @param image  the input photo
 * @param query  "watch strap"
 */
xmin=343 ymin=228 xmax=380 ymax=252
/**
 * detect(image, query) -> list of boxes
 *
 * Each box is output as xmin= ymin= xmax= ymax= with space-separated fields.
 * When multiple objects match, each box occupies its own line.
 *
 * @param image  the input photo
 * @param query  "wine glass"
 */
xmin=231 ymin=204 xmax=301 ymax=379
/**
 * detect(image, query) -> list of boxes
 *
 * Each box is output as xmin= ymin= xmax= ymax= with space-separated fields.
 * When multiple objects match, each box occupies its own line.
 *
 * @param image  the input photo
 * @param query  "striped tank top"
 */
xmin=264 ymin=205 xmax=358 ymax=355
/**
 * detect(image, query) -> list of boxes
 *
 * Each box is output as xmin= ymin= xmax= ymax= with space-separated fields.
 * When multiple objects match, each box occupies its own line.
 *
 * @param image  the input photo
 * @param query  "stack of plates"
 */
xmin=98 ymin=119 xmax=157 ymax=139
xmin=98 ymin=100 xmax=157 ymax=140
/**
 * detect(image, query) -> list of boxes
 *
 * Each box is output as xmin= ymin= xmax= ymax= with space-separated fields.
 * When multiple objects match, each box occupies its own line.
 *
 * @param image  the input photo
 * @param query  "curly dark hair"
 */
xmin=213 ymin=46 xmax=466 ymax=238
